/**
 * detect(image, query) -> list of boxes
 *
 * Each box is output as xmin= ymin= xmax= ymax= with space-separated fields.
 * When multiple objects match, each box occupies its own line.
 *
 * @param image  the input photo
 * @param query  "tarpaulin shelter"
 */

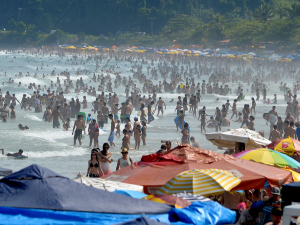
xmin=205 ymin=128 xmax=271 ymax=151
xmin=0 ymin=207 xmax=170 ymax=225
xmin=0 ymin=164 xmax=171 ymax=214
xmin=103 ymin=145 xmax=293 ymax=194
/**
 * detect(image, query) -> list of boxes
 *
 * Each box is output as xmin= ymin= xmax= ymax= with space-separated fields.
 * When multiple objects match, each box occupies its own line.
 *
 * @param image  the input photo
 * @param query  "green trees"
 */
xmin=1 ymin=0 xmax=300 ymax=47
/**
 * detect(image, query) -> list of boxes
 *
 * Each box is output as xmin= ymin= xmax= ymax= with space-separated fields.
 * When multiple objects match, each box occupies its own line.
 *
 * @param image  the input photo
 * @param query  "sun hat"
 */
xmin=121 ymin=148 xmax=128 ymax=153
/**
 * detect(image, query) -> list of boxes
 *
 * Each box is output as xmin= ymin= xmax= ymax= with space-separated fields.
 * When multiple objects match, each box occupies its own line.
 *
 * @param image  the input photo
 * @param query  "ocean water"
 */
xmin=0 ymin=51 xmax=295 ymax=178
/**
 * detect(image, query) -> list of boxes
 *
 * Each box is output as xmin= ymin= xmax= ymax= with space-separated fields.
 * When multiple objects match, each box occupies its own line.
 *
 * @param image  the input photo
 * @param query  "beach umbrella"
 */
xmin=156 ymin=169 xmax=241 ymax=196
xmin=284 ymin=168 xmax=300 ymax=182
xmin=267 ymin=137 xmax=300 ymax=156
xmin=143 ymin=194 xmax=191 ymax=208
xmin=131 ymin=46 xmax=137 ymax=49
xmin=234 ymin=148 xmax=300 ymax=169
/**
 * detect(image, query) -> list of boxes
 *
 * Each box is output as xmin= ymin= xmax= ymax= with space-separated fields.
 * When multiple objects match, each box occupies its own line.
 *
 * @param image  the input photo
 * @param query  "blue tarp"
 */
xmin=0 ymin=164 xmax=171 ymax=214
xmin=116 ymin=216 xmax=167 ymax=225
xmin=113 ymin=190 xmax=147 ymax=199
xmin=0 ymin=207 xmax=170 ymax=225
xmin=169 ymin=201 xmax=236 ymax=225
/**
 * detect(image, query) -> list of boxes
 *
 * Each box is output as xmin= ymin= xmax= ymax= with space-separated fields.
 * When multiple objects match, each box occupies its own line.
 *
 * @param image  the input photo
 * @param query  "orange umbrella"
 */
xmin=131 ymin=46 xmax=137 ymax=49
xmin=103 ymin=145 xmax=293 ymax=194
xmin=112 ymin=45 xmax=117 ymax=49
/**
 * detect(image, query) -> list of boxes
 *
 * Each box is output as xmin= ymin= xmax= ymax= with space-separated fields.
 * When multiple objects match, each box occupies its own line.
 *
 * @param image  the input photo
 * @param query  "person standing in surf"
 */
xmin=108 ymin=114 xmax=116 ymax=146
xmin=72 ymin=114 xmax=85 ymax=146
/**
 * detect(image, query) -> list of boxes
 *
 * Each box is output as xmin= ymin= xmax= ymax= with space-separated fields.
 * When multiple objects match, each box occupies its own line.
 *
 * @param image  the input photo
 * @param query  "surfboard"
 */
xmin=174 ymin=116 xmax=190 ymax=135
xmin=224 ymin=88 xmax=231 ymax=96
xmin=9 ymin=155 xmax=28 ymax=159
xmin=263 ymin=113 xmax=277 ymax=124
xmin=241 ymin=95 xmax=246 ymax=100
xmin=78 ymin=112 xmax=86 ymax=121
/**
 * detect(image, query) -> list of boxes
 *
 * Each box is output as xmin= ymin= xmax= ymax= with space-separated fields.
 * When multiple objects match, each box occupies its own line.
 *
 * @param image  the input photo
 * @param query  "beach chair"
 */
xmin=258 ymin=206 xmax=273 ymax=225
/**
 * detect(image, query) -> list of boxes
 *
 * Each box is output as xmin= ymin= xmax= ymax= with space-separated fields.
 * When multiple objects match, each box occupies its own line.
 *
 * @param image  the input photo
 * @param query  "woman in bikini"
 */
xmin=86 ymin=150 xmax=104 ymax=178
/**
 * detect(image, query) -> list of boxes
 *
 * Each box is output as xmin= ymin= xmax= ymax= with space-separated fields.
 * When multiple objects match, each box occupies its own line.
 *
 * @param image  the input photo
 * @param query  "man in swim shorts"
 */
xmin=155 ymin=97 xmax=166 ymax=116
xmin=49 ymin=106 xmax=64 ymax=128
xmin=72 ymin=114 xmax=86 ymax=145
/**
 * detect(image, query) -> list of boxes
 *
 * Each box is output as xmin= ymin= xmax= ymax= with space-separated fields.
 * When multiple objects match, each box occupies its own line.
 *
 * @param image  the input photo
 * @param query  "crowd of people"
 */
xmin=1 ymin=48 xmax=300 ymax=225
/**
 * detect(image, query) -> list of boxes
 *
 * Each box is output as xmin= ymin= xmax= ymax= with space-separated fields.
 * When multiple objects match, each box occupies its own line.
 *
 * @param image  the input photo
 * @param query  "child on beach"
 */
xmin=94 ymin=128 xmax=99 ymax=148
xmin=141 ymin=121 xmax=147 ymax=145
xmin=134 ymin=125 xmax=141 ymax=149
xmin=116 ymin=119 xmax=121 ymax=137
xmin=248 ymin=116 xmax=255 ymax=131
xmin=207 ymin=116 xmax=215 ymax=128
xmin=87 ymin=114 xmax=92 ymax=124
xmin=175 ymin=103 xmax=182 ymax=116
xmin=63 ymin=118 xmax=70 ymax=131
xmin=181 ymin=123 xmax=190 ymax=144
xmin=273 ymin=94 xmax=277 ymax=104
xmin=235 ymin=112 xmax=243 ymax=123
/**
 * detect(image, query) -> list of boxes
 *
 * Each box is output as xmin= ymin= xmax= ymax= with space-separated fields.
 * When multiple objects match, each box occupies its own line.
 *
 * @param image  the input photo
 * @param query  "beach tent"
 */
xmin=73 ymin=173 xmax=143 ymax=192
xmin=0 ymin=164 xmax=171 ymax=214
xmin=0 ymin=166 xmax=12 ymax=176
xmin=205 ymin=128 xmax=271 ymax=151
xmin=103 ymin=145 xmax=293 ymax=194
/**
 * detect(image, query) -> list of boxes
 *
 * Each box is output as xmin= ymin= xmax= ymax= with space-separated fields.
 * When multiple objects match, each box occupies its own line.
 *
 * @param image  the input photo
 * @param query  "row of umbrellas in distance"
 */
xmin=49 ymin=44 xmax=300 ymax=61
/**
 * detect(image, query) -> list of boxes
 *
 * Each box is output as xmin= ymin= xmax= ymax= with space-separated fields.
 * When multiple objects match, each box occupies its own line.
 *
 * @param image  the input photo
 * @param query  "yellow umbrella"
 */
xmin=67 ymin=46 xmax=76 ymax=49
xmin=284 ymin=168 xmax=300 ymax=181
xmin=85 ymin=46 xmax=93 ymax=49
xmin=156 ymin=169 xmax=241 ymax=196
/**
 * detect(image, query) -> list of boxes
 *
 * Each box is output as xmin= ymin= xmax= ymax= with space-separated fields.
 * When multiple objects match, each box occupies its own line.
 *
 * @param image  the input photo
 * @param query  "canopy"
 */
xmin=205 ymin=128 xmax=271 ymax=150
xmin=73 ymin=173 xmax=143 ymax=192
xmin=0 ymin=167 xmax=12 ymax=176
xmin=0 ymin=164 xmax=171 ymax=214
xmin=103 ymin=145 xmax=293 ymax=194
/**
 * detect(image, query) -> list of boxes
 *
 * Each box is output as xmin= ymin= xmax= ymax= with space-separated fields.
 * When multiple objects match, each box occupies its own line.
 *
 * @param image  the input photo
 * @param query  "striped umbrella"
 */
xmin=156 ymin=169 xmax=241 ymax=196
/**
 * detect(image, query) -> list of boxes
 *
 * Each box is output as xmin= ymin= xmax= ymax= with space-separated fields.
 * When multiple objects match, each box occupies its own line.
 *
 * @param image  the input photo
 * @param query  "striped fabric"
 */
xmin=156 ymin=169 xmax=241 ymax=196
xmin=172 ymin=193 xmax=212 ymax=202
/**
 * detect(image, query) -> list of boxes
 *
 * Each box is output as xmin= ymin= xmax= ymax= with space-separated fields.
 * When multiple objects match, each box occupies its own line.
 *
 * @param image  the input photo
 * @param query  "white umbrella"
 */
xmin=205 ymin=128 xmax=271 ymax=150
